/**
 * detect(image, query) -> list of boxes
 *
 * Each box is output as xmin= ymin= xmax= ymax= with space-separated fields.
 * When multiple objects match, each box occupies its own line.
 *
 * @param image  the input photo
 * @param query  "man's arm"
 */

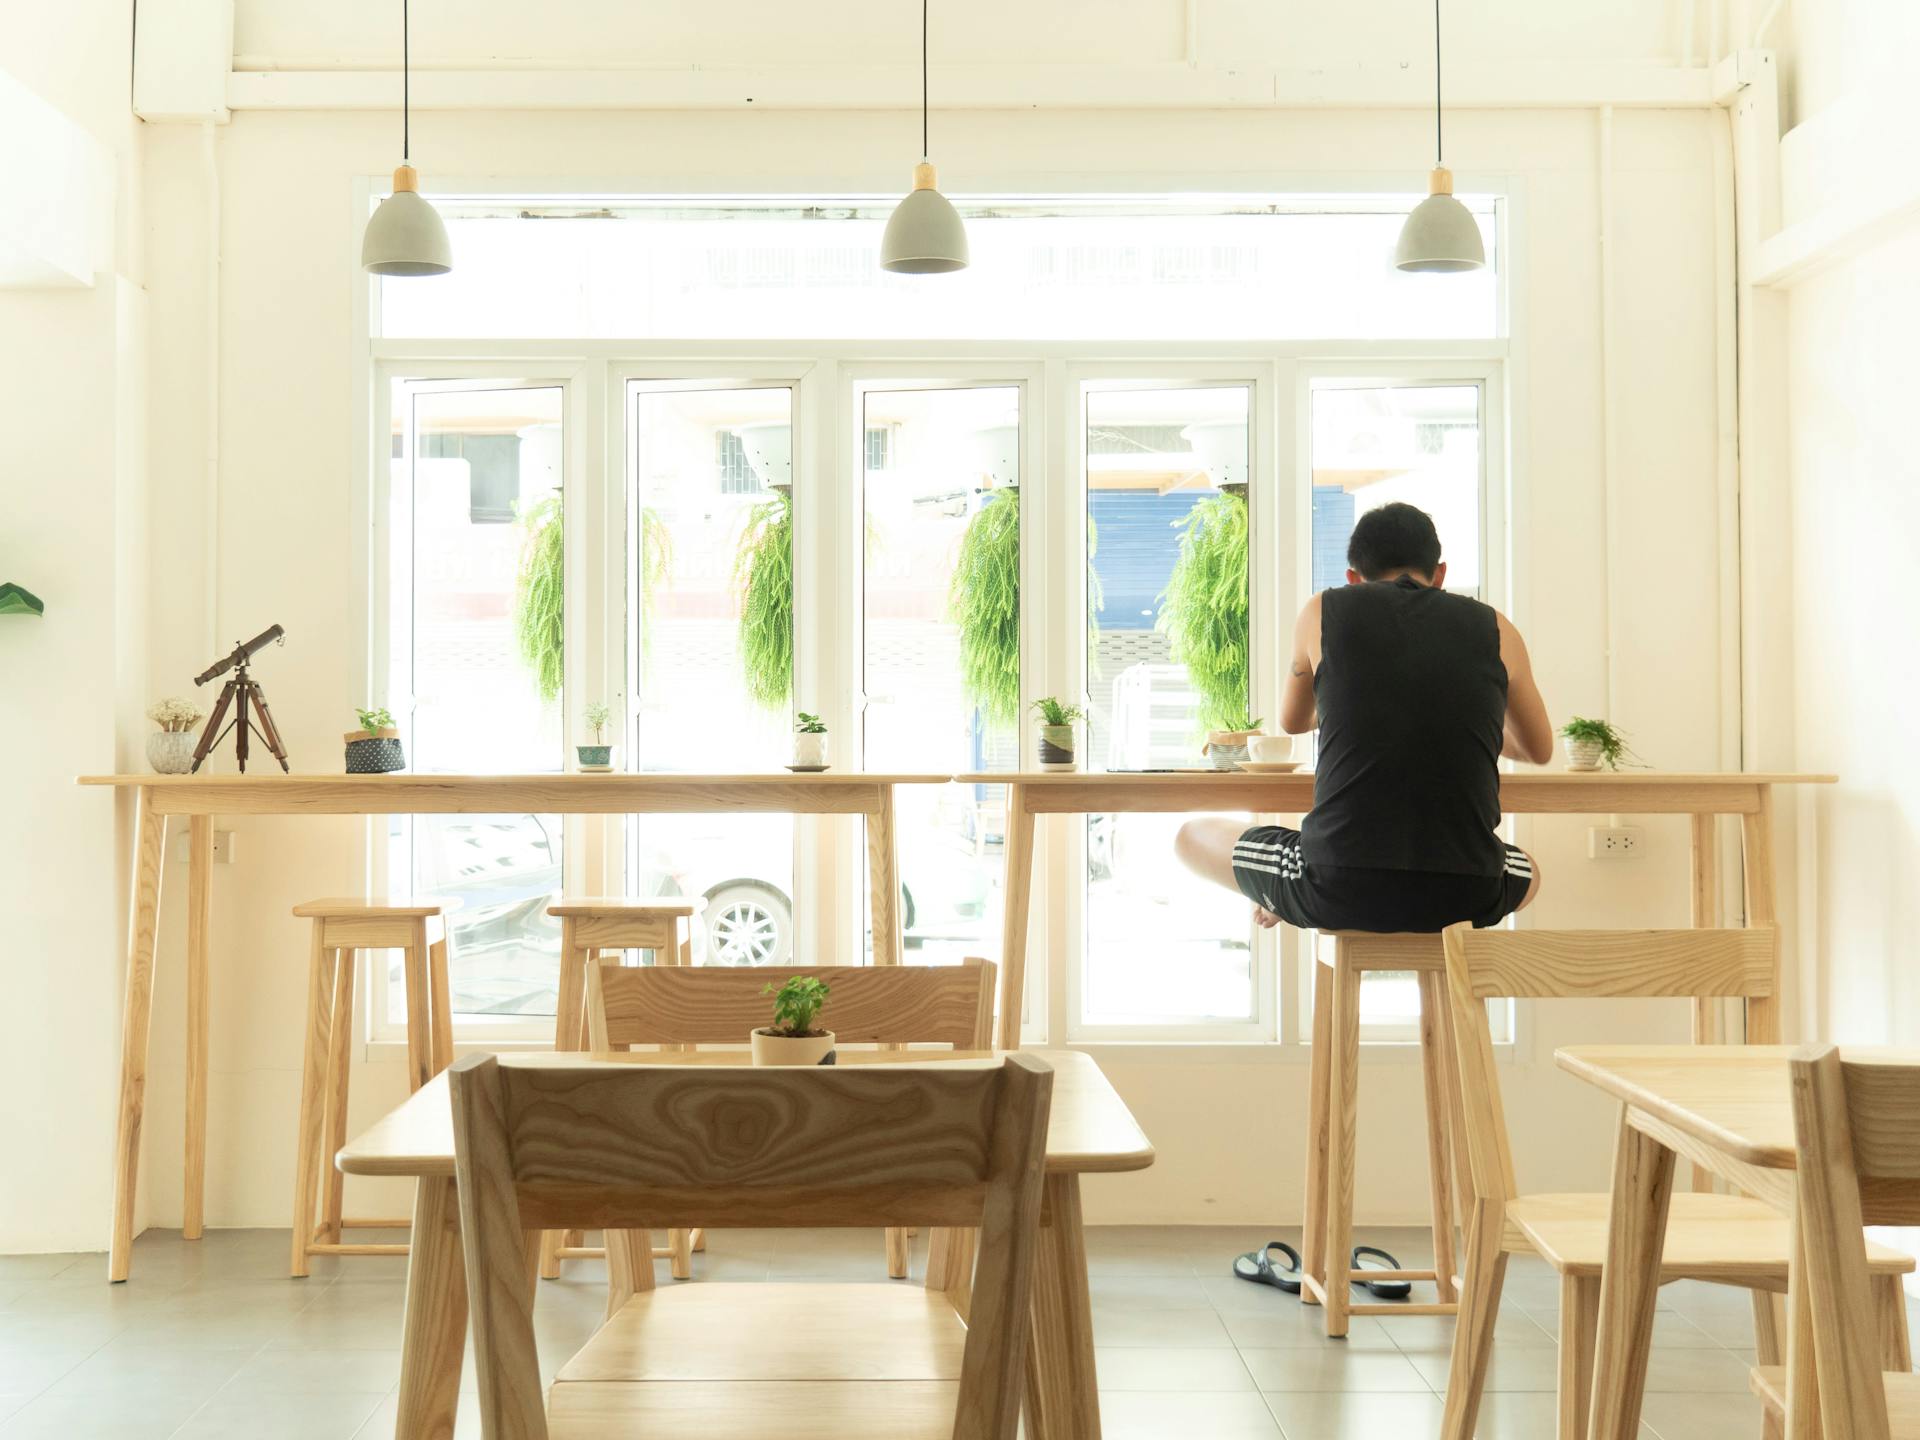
xmin=1279 ymin=594 xmax=1322 ymax=735
xmin=1496 ymin=612 xmax=1555 ymax=764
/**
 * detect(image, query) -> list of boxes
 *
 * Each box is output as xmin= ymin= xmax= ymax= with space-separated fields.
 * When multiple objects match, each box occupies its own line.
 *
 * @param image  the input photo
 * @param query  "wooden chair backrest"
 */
xmin=1786 ymin=1044 xmax=1920 ymax=1440
xmin=1441 ymin=924 xmax=1780 ymax=1204
xmin=450 ymin=1053 xmax=1052 ymax=1440
xmin=588 ymin=958 xmax=998 ymax=1051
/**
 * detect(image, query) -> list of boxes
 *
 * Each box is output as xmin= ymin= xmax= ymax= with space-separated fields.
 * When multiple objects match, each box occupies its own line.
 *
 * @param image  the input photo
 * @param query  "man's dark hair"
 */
xmin=1347 ymin=502 xmax=1443 ymax=580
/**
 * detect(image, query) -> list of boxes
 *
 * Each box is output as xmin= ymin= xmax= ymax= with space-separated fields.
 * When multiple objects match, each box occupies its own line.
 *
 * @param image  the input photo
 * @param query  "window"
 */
xmin=381 ymin=379 xmax=567 ymax=1031
xmin=369 ymin=197 xmax=1506 ymax=1048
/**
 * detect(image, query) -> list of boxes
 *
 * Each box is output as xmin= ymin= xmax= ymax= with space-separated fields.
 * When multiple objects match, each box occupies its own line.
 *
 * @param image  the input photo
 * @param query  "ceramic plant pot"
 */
xmin=344 ymin=728 xmax=406 ymax=774
xmin=792 ymin=731 xmax=829 ymax=769
xmin=1203 ymin=729 xmax=1262 ymax=772
xmin=1564 ymin=736 xmax=1605 ymax=772
xmin=1036 ymin=724 xmax=1077 ymax=772
xmin=576 ymin=744 xmax=614 ymax=772
xmin=147 ymin=730 xmax=196 ymax=775
xmin=750 ymin=1028 xmax=837 ymax=1066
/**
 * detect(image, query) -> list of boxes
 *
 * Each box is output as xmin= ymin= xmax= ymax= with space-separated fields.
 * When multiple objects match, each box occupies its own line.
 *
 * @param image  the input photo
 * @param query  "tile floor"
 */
xmin=1 ymin=1224 xmax=1908 ymax=1438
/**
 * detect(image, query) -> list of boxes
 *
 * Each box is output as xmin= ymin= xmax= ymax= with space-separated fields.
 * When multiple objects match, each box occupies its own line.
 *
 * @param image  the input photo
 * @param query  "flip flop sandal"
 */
xmin=1350 ymin=1245 xmax=1412 ymax=1300
xmin=1232 ymin=1241 xmax=1303 ymax=1294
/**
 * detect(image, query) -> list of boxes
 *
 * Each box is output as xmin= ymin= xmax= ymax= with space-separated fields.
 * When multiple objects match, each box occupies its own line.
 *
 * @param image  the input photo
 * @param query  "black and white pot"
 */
xmin=1037 ymin=723 xmax=1077 ymax=772
xmin=344 ymin=728 xmax=406 ymax=774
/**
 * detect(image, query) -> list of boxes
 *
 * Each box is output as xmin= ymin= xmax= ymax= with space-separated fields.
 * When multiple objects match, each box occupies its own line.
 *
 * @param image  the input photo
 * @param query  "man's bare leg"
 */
xmin=1175 ymin=819 xmax=1281 ymax=928
xmin=1515 ymin=849 xmax=1544 ymax=911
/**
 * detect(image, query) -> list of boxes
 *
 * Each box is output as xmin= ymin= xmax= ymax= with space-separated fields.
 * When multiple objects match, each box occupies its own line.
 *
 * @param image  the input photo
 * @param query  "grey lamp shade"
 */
xmin=881 ymin=162 xmax=969 ymax=274
xmin=363 ymin=166 xmax=452 ymax=277
xmin=1395 ymin=167 xmax=1484 ymax=273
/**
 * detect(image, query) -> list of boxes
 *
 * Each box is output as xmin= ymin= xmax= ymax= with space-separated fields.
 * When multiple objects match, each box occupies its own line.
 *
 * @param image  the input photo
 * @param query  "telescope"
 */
xmin=196 ymin=624 xmax=286 ymax=686
xmin=189 ymin=624 xmax=291 ymax=774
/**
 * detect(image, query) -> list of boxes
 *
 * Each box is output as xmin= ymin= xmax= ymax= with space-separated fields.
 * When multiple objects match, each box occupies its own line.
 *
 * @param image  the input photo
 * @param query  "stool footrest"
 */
xmin=555 ymin=1246 xmax=607 ymax=1260
xmin=306 ymin=1242 xmax=411 ymax=1257
xmin=312 ymin=1220 xmax=412 ymax=1241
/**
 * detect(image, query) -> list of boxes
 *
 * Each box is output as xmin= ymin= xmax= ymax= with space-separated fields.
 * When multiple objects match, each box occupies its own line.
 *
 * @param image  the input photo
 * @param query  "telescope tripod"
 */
xmin=190 ymin=660 xmax=291 ymax=774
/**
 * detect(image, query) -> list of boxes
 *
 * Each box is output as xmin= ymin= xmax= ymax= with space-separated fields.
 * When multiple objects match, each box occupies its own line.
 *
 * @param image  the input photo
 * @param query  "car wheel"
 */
xmin=701 ymin=879 xmax=793 ymax=966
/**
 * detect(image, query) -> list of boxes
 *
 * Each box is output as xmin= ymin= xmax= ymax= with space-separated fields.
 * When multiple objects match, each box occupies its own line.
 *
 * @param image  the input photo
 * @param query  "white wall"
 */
xmin=110 ymin=100 xmax=1734 ymax=1240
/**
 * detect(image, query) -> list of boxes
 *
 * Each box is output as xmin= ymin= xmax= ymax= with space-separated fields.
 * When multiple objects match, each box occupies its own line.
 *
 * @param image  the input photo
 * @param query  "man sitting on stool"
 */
xmin=1177 ymin=501 xmax=1552 ymax=933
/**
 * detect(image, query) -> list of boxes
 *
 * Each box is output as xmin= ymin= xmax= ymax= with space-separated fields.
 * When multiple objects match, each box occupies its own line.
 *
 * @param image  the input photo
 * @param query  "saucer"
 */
xmin=1237 ymin=760 xmax=1302 ymax=773
xmin=784 ymin=764 xmax=831 ymax=773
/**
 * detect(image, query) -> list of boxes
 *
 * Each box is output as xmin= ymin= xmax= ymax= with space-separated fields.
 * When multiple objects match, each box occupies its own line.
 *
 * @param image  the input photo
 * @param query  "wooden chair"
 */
xmin=288 ymin=897 xmax=453 ymax=1277
xmin=1440 ymin=926 xmax=1914 ymax=1440
xmin=1748 ymin=1045 xmax=1920 ymax=1440
xmin=538 ymin=898 xmax=699 ymax=1281
xmin=448 ymin=1051 xmax=1052 ymax=1440
xmin=1301 ymin=931 xmax=1467 ymax=1338
xmin=587 ymin=958 xmax=999 ymax=1292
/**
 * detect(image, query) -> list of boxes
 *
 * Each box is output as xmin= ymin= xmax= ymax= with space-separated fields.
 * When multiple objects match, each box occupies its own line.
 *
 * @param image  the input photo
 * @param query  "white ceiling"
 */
xmin=232 ymin=0 xmax=1699 ymax=71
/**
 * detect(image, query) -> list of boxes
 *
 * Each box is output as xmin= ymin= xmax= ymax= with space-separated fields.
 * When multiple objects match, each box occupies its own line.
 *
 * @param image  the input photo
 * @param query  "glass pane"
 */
xmin=628 ymin=385 xmax=797 ymax=965
xmin=860 ymin=385 xmax=1021 ymax=964
xmin=1081 ymin=384 xmax=1255 ymax=1026
xmin=1308 ymin=381 xmax=1485 ymax=1030
xmin=386 ymin=382 xmax=566 ymax=1018
xmin=381 ymin=203 xmax=1498 ymax=342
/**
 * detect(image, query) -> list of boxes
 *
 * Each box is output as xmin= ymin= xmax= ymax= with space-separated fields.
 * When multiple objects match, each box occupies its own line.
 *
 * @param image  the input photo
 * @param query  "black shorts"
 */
xmin=1230 ymin=825 xmax=1533 ymax=933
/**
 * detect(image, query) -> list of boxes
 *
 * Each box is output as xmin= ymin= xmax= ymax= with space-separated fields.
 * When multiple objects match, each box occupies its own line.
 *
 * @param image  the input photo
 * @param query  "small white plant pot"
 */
xmin=1036 ymin=724 xmax=1077 ymax=771
xmin=792 ymin=731 xmax=829 ymax=769
xmin=1203 ymin=729 xmax=1261 ymax=772
xmin=147 ymin=730 xmax=196 ymax=775
xmin=1563 ymin=737 xmax=1605 ymax=772
xmin=750 ymin=1028 xmax=836 ymax=1067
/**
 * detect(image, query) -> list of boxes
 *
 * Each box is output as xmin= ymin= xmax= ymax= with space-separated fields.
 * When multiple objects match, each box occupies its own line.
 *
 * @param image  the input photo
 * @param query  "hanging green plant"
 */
xmin=734 ymin=489 xmax=794 ymax=711
xmin=1157 ymin=490 xmax=1250 ymax=733
xmin=636 ymin=505 xmax=672 ymax=676
xmin=512 ymin=493 xmax=565 ymax=706
xmin=948 ymin=488 xmax=1021 ymax=729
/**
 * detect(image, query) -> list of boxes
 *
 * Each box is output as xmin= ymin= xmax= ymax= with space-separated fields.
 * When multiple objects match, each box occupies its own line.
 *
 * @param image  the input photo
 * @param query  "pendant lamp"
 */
xmin=1395 ymin=0 xmax=1484 ymax=273
xmin=881 ymin=0 xmax=968 ymax=274
xmin=363 ymin=0 xmax=451 ymax=277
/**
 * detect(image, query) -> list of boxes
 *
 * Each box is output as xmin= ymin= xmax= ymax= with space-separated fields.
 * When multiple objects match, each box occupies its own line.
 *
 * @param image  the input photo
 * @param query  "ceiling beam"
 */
xmin=223 ymin=60 xmax=1715 ymax=114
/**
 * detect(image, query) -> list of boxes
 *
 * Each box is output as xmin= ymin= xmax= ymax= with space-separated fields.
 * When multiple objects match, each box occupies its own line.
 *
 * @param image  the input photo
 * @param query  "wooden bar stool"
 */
xmin=1300 ymin=930 xmax=1466 ymax=1338
xmin=539 ymin=898 xmax=700 ymax=1282
xmin=288 ymin=897 xmax=454 ymax=1278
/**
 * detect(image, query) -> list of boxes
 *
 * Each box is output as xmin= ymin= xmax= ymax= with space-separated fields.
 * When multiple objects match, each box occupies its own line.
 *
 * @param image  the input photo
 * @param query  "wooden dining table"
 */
xmin=78 ymin=771 xmax=951 ymax=1281
xmin=338 ymin=1046 xmax=1153 ymax=1440
xmin=961 ymin=769 xmax=1833 ymax=1048
xmin=1556 ymin=1043 xmax=1920 ymax=1439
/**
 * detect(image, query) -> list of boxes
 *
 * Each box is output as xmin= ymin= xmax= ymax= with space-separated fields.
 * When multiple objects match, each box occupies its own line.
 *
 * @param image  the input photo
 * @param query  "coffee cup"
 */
xmin=1248 ymin=734 xmax=1294 ymax=763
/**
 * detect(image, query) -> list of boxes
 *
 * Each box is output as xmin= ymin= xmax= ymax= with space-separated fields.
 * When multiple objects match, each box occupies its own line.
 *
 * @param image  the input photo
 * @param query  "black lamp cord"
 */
xmin=921 ymin=0 xmax=930 ymax=161
xmin=403 ymin=0 xmax=411 ymax=163
xmin=1433 ymin=0 xmax=1442 ymax=166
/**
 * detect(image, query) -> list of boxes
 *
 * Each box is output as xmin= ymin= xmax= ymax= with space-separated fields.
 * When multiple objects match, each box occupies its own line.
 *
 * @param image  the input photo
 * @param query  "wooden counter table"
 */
xmin=338 ymin=1047 xmax=1153 ymax=1440
xmin=956 ymin=770 xmax=1834 ymax=1049
xmin=77 ymin=771 xmax=951 ymax=1281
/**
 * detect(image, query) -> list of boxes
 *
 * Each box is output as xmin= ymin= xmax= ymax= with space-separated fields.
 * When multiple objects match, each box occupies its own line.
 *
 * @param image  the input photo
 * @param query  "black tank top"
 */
xmin=1300 ymin=577 xmax=1508 ymax=877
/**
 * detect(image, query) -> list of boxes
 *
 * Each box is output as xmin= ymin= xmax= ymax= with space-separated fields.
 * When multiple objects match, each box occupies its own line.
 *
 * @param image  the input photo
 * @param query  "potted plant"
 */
xmin=1031 ymin=697 xmax=1085 ymax=771
xmin=751 ymin=975 xmax=835 ymax=1066
xmin=145 ymin=698 xmax=204 ymax=774
xmin=792 ymin=711 xmax=830 ymax=770
xmin=1559 ymin=716 xmax=1636 ymax=772
xmin=578 ymin=701 xmax=615 ymax=772
xmin=344 ymin=707 xmax=406 ymax=774
xmin=1203 ymin=710 xmax=1265 ymax=772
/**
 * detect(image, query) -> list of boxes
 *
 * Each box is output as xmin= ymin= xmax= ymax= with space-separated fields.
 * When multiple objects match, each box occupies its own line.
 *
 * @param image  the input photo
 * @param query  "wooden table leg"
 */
xmin=1024 ymin=1173 xmax=1100 ymax=1440
xmin=1689 ymin=811 xmax=1720 ymax=1193
xmin=394 ymin=1176 xmax=467 ymax=1440
xmin=540 ymin=938 xmax=587 ymax=1281
xmin=1586 ymin=1110 xmax=1677 ymax=1440
xmin=109 ymin=789 xmax=168 ymax=1282
xmin=1742 ymin=787 xmax=1783 ymax=1045
xmin=183 ymin=815 xmax=213 ymax=1241
xmin=866 ymin=784 xmax=903 ymax=968
xmin=996 ymin=785 xmax=1035 ymax=1051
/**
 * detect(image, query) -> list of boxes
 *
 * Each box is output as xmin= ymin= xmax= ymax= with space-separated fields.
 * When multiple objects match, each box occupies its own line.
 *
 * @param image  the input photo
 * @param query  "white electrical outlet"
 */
xmin=1588 ymin=825 xmax=1643 ymax=860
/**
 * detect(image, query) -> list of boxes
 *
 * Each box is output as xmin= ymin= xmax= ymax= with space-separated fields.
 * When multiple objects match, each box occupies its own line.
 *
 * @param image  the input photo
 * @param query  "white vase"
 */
xmin=793 ymin=731 xmax=829 ymax=769
xmin=147 ymin=730 xmax=196 ymax=774
xmin=750 ymin=1028 xmax=836 ymax=1066
xmin=1564 ymin=736 xmax=1604 ymax=771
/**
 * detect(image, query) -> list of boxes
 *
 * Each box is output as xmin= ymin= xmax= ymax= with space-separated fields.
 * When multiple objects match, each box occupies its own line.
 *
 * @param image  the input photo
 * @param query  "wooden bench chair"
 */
xmin=1440 ymin=925 xmax=1914 ymax=1440
xmin=448 ymin=1051 xmax=1051 ymax=1440
xmin=587 ymin=958 xmax=999 ymax=1294
xmin=1749 ymin=1044 xmax=1920 ymax=1440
